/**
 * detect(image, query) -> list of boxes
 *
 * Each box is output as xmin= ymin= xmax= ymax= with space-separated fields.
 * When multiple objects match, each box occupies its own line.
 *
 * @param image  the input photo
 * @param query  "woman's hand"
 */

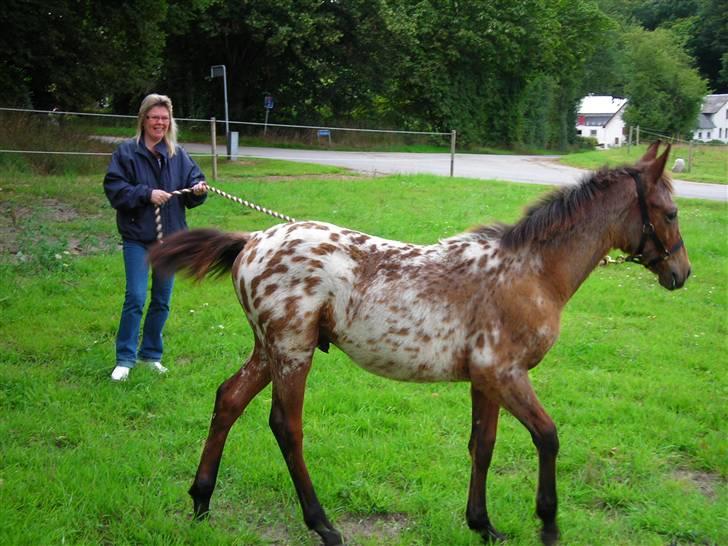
xmin=150 ymin=189 xmax=172 ymax=205
xmin=192 ymin=181 xmax=209 ymax=195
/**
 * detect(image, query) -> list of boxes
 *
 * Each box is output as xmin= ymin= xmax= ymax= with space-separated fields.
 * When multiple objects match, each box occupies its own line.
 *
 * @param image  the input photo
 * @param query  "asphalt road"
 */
xmin=184 ymin=143 xmax=726 ymax=201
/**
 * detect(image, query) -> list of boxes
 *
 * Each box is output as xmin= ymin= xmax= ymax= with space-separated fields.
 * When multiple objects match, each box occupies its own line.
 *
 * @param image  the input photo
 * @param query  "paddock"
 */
xmin=0 ymin=159 xmax=725 ymax=545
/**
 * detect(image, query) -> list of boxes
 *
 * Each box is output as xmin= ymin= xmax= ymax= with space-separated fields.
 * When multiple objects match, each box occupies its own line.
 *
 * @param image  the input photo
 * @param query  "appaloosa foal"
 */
xmin=149 ymin=141 xmax=690 ymax=545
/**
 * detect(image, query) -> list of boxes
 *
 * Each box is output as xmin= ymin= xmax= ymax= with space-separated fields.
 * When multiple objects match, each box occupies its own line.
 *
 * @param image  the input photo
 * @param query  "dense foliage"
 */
xmin=1 ymin=0 xmax=722 ymax=148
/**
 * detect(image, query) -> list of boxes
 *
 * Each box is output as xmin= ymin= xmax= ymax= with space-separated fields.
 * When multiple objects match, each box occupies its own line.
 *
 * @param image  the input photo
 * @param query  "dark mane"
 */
xmin=474 ymin=167 xmax=633 ymax=250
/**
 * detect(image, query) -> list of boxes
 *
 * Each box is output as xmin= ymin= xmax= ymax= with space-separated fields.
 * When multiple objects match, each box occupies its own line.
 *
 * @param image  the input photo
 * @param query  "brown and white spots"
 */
xmin=304 ymin=276 xmax=322 ymax=295
xmin=230 ymin=218 xmax=557 ymax=385
xmin=312 ymin=242 xmax=337 ymax=256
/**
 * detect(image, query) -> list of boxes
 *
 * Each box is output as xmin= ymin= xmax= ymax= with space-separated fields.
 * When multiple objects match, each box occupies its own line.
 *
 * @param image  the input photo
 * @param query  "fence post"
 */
xmin=687 ymin=140 xmax=694 ymax=173
xmin=210 ymin=117 xmax=218 ymax=181
xmin=628 ymin=126 xmax=633 ymax=154
xmin=450 ymin=130 xmax=457 ymax=177
xmin=636 ymin=126 xmax=640 ymax=146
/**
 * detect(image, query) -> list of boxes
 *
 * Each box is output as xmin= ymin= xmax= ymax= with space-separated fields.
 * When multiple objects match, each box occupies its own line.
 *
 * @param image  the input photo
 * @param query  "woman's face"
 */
xmin=143 ymin=105 xmax=170 ymax=145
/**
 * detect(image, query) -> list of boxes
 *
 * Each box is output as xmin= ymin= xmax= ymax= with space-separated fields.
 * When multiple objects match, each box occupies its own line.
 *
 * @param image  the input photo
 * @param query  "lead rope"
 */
xmin=154 ymin=186 xmax=297 ymax=243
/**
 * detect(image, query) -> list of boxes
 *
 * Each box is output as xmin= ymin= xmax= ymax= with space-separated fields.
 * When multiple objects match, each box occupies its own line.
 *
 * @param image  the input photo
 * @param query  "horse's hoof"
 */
xmin=319 ymin=528 xmax=344 ymax=545
xmin=480 ymin=525 xmax=507 ymax=543
xmin=192 ymin=501 xmax=210 ymax=521
xmin=193 ymin=510 xmax=210 ymax=522
xmin=540 ymin=523 xmax=559 ymax=545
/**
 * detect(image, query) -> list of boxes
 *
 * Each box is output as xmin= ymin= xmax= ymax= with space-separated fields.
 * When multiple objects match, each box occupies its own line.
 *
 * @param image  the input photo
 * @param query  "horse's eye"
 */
xmin=666 ymin=210 xmax=678 ymax=223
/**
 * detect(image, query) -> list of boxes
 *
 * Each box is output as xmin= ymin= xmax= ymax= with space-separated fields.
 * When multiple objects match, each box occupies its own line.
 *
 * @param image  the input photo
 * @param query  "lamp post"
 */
xmin=210 ymin=65 xmax=230 ymax=156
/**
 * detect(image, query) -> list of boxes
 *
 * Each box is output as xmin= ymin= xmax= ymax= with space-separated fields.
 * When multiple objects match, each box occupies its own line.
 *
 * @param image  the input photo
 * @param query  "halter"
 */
xmin=625 ymin=170 xmax=684 ymax=267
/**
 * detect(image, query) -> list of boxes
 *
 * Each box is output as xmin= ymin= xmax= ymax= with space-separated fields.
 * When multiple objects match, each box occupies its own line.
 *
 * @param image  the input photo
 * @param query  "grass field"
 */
xmin=0 ymin=157 xmax=726 ymax=545
xmin=559 ymin=143 xmax=728 ymax=185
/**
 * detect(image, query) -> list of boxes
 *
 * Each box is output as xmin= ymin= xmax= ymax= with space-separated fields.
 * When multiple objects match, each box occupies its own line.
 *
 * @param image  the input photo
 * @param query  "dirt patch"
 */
xmin=673 ymin=469 xmax=722 ymax=501
xmin=336 ymin=513 xmax=412 ymax=544
xmin=0 ymin=198 xmax=115 ymax=258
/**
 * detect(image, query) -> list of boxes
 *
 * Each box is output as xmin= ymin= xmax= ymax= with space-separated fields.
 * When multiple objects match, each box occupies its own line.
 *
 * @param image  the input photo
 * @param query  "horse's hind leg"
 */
xmin=466 ymin=385 xmax=506 ymax=543
xmin=499 ymin=371 xmax=559 ymax=546
xmin=268 ymin=352 xmax=343 ymax=545
xmin=189 ymin=347 xmax=271 ymax=519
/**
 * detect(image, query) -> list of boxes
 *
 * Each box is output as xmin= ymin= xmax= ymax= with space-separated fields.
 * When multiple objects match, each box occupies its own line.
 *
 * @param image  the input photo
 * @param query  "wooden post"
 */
xmin=450 ymin=130 xmax=457 ymax=177
xmin=636 ymin=125 xmax=640 ymax=146
xmin=210 ymin=117 xmax=218 ymax=181
xmin=628 ymin=126 xmax=634 ymax=154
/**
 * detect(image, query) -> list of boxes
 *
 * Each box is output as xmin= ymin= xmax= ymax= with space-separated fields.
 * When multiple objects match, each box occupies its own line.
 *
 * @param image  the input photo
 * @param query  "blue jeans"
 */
xmin=115 ymin=239 xmax=175 ymax=367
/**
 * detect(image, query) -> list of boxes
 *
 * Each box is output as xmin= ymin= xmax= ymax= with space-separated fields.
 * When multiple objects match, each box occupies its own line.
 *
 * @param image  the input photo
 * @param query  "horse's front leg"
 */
xmin=189 ymin=349 xmax=271 ymax=519
xmin=466 ymin=385 xmax=506 ymax=543
xmin=268 ymin=358 xmax=343 ymax=546
xmin=500 ymin=371 xmax=560 ymax=545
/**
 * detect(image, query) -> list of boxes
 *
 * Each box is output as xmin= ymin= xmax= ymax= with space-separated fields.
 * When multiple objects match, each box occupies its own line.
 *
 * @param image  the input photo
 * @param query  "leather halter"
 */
xmin=626 ymin=170 xmax=684 ymax=267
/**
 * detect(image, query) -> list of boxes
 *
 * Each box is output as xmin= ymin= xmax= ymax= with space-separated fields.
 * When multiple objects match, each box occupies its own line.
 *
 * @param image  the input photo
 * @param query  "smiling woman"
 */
xmin=103 ymin=93 xmax=209 ymax=382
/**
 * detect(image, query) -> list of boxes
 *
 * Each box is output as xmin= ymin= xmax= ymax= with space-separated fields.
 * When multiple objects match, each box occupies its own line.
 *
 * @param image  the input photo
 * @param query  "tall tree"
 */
xmin=0 ymin=0 xmax=167 ymax=110
xmin=622 ymin=27 xmax=708 ymax=136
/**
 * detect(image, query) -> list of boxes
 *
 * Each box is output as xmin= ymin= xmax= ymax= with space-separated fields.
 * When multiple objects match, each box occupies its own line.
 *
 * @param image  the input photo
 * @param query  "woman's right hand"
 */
xmin=150 ymin=189 xmax=172 ymax=205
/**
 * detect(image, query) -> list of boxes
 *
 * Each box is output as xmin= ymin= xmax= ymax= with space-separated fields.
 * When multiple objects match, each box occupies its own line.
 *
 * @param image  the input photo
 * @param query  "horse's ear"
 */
xmin=645 ymin=143 xmax=671 ymax=183
xmin=639 ymin=140 xmax=660 ymax=163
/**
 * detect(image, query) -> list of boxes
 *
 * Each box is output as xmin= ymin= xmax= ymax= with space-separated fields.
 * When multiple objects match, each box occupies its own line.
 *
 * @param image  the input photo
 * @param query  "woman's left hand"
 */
xmin=191 ymin=181 xmax=209 ymax=195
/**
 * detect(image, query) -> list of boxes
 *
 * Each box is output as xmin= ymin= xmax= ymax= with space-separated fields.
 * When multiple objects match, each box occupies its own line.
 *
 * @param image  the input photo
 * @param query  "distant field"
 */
xmin=560 ymin=143 xmax=727 ymax=184
xmin=1 ymin=157 xmax=726 ymax=545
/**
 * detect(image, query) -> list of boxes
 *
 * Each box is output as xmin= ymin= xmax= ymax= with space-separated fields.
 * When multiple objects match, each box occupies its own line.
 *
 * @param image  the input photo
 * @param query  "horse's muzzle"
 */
xmin=658 ymin=261 xmax=691 ymax=291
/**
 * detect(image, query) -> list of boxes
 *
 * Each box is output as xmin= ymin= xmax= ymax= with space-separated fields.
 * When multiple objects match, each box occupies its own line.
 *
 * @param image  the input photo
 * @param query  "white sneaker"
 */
xmin=111 ymin=366 xmax=130 ymax=381
xmin=144 ymin=361 xmax=168 ymax=374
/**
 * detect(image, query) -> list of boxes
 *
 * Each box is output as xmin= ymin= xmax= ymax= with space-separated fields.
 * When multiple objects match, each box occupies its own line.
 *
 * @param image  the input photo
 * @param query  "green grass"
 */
xmin=560 ymin=143 xmax=728 ymax=184
xmin=1 ymin=158 xmax=726 ymax=545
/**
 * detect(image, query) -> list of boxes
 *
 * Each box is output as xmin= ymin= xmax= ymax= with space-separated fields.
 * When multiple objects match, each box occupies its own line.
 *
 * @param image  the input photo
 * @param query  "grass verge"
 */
xmin=560 ymin=143 xmax=728 ymax=184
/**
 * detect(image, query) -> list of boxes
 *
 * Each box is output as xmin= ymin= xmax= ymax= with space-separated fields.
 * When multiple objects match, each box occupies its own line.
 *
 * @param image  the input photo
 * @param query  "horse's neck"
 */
xmin=536 ymin=189 xmax=629 ymax=305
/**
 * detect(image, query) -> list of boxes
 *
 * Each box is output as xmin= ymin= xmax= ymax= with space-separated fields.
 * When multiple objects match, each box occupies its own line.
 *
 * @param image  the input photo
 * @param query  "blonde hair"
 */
xmin=135 ymin=93 xmax=178 ymax=157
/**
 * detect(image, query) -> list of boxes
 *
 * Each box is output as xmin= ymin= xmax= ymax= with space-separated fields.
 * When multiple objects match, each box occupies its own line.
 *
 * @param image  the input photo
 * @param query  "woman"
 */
xmin=103 ymin=94 xmax=208 ymax=381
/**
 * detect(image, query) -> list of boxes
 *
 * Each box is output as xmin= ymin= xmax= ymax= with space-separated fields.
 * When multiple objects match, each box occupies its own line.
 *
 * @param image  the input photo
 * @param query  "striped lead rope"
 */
xmin=154 ymin=185 xmax=297 ymax=243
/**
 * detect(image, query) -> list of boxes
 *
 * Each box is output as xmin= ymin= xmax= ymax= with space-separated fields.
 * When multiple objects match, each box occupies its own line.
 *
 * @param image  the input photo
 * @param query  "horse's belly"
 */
xmin=334 ymin=334 xmax=466 ymax=383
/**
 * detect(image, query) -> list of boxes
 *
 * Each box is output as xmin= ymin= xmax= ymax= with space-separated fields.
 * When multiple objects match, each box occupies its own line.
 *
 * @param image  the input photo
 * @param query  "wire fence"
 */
xmin=624 ymin=125 xmax=727 ymax=174
xmin=0 ymin=106 xmax=458 ymax=178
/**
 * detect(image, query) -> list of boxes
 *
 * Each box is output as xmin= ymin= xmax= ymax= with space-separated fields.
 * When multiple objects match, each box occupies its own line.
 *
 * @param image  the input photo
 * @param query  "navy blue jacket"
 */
xmin=103 ymin=139 xmax=207 ymax=242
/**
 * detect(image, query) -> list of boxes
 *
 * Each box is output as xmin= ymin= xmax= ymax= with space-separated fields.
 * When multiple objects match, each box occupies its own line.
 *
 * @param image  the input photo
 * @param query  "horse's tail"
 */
xmin=148 ymin=228 xmax=250 ymax=281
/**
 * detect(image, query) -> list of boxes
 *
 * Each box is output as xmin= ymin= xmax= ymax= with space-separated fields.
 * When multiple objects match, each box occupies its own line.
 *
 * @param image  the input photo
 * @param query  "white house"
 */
xmin=692 ymin=94 xmax=728 ymax=143
xmin=576 ymin=95 xmax=628 ymax=148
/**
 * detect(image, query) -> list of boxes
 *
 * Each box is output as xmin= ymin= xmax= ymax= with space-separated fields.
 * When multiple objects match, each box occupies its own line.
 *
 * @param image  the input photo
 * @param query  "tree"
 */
xmin=0 ymin=0 xmax=167 ymax=110
xmin=622 ymin=27 xmax=708 ymax=136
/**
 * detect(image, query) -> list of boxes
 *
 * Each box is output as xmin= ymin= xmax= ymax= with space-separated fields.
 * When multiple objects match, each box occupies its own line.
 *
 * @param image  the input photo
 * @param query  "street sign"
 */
xmin=264 ymin=95 xmax=274 ymax=110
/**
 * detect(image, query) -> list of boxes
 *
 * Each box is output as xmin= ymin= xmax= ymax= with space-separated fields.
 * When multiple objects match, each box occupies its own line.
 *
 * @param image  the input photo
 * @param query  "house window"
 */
xmin=721 ymin=128 xmax=723 ymax=138
xmin=577 ymin=129 xmax=582 ymax=136
xmin=698 ymin=132 xmax=702 ymax=138
xmin=707 ymin=131 xmax=711 ymax=139
xmin=590 ymin=130 xmax=597 ymax=136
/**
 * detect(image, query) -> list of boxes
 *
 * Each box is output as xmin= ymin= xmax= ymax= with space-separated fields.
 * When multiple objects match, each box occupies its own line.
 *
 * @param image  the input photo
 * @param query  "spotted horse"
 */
xmin=149 ymin=141 xmax=690 ymax=545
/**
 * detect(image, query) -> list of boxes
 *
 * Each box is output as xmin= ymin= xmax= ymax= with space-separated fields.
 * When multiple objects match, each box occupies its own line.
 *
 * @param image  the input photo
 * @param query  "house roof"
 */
xmin=701 ymin=94 xmax=728 ymax=114
xmin=578 ymin=95 xmax=628 ymax=115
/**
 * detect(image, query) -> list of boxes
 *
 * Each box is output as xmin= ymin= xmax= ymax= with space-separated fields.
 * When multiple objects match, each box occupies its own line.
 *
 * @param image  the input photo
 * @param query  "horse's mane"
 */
xmin=473 ymin=167 xmax=648 ymax=250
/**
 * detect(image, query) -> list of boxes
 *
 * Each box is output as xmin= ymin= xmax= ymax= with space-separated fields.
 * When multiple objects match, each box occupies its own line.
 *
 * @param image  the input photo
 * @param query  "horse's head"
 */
xmin=622 ymin=141 xmax=691 ymax=290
